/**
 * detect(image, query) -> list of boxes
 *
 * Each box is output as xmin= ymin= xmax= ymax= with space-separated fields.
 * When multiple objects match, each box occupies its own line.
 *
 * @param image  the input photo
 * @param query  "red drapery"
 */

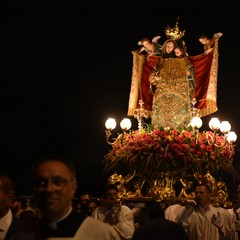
xmin=189 ymin=53 xmax=213 ymax=111
xmin=138 ymin=55 xmax=160 ymax=112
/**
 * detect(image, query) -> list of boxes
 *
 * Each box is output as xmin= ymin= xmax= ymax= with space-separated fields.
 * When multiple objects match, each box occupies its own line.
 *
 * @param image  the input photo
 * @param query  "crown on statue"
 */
xmin=165 ymin=17 xmax=185 ymax=41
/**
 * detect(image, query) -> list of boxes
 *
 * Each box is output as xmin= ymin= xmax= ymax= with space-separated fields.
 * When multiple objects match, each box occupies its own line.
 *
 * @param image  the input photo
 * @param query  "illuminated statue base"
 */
xmin=107 ymin=171 xmax=231 ymax=208
xmin=104 ymin=127 xmax=236 ymax=208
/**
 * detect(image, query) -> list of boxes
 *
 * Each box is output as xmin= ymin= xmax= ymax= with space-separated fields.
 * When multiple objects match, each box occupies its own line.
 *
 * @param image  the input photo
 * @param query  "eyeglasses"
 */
xmin=34 ymin=177 xmax=74 ymax=191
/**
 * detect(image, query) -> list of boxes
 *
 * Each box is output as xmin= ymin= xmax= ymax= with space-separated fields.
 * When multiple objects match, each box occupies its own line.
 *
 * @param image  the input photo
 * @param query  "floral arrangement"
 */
xmin=103 ymin=127 xmax=235 ymax=180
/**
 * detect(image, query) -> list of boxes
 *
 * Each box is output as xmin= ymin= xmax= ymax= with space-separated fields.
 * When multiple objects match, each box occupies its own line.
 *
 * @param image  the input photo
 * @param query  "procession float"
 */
xmin=103 ymin=18 xmax=238 ymax=208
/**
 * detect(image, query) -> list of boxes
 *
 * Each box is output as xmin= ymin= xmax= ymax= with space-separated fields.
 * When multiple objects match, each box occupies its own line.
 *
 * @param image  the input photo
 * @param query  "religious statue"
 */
xmin=127 ymin=17 xmax=222 ymax=129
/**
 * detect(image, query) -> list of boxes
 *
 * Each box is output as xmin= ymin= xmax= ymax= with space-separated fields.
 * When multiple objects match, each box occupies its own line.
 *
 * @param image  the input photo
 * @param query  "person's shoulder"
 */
xmin=80 ymin=217 xmax=121 ymax=239
xmin=83 ymin=216 xmax=108 ymax=226
xmin=93 ymin=205 xmax=108 ymax=212
xmin=10 ymin=215 xmax=34 ymax=230
xmin=121 ymin=204 xmax=132 ymax=211
xmin=120 ymin=204 xmax=135 ymax=215
xmin=216 ymin=206 xmax=231 ymax=212
xmin=165 ymin=203 xmax=185 ymax=211
xmin=211 ymin=206 xmax=232 ymax=216
xmin=7 ymin=216 xmax=39 ymax=239
xmin=46 ymin=218 xmax=121 ymax=240
xmin=227 ymin=208 xmax=234 ymax=214
xmin=133 ymin=219 xmax=189 ymax=240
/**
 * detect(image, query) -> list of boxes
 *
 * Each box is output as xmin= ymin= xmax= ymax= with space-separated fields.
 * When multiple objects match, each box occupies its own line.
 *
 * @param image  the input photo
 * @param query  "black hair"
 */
xmin=148 ymin=203 xmax=165 ymax=220
xmin=79 ymin=191 xmax=92 ymax=198
xmin=86 ymin=198 xmax=97 ymax=206
xmin=31 ymin=154 xmax=76 ymax=179
xmin=196 ymin=182 xmax=212 ymax=193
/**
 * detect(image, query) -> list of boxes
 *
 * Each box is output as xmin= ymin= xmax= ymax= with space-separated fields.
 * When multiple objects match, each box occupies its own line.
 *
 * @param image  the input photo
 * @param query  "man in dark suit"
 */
xmin=0 ymin=173 xmax=38 ymax=240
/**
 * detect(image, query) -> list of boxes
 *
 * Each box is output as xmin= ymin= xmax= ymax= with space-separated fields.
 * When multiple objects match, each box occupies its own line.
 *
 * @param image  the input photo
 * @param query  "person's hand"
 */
xmin=182 ymin=199 xmax=197 ymax=207
xmin=214 ymin=32 xmax=223 ymax=39
xmin=211 ymin=212 xmax=223 ymax=229
xmin=235 ymin=220 xmax=240 ymax=231
xmin=106 ymin=207 xmax=120 ymax=225
xmin=177 ymin=202 xmax=196 ymax=225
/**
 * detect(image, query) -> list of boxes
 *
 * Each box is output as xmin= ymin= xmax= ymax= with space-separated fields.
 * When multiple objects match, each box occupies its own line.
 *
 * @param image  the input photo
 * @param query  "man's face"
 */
xmin=33 ymin=161 xmax=77 ymax=221
xmin=105 ymin=189 xmax=119 ymax=200
xmin=195 ymin=185 xmax=212 ymax=207
xmin=80 ymin=194 xmax=90 ymax=205
xmin=87 ymin=202 xmax=97 ymax=214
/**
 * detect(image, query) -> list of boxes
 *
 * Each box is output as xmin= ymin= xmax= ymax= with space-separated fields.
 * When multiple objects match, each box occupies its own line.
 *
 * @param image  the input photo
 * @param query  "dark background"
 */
xmin=1 ymin=2 xmax=240 ymax=197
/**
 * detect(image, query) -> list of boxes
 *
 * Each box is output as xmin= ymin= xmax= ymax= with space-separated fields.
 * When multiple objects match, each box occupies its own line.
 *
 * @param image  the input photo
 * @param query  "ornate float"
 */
xmin=103 ymin=19 xmax=238 ymax=208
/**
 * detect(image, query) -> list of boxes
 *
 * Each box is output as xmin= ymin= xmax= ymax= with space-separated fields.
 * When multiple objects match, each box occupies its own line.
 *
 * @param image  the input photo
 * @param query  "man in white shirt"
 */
xmin=228 ymin=199 xmax=240 ymax=240
xmin=165 ymin=183 xmax=235 ymax=240
xmin=92 ymin=183 xmax=135 ymax=240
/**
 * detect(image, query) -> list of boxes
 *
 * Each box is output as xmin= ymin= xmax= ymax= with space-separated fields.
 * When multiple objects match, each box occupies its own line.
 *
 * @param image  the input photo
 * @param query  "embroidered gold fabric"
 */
xmin=150 ymin=58 xmax=193 ymax=129
xmin=127 ymin=51 xmax=145 ymax=116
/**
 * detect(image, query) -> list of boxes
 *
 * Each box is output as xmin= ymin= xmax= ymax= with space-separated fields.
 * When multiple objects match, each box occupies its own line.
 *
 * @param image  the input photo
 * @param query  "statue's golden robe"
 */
xmin=151 ymin=57 xmax=193 ymax=129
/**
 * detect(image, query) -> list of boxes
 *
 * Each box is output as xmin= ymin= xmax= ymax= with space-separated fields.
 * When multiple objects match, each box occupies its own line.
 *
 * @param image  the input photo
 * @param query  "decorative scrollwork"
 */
xmin=107 ymin=171 xmax=231 ymax=207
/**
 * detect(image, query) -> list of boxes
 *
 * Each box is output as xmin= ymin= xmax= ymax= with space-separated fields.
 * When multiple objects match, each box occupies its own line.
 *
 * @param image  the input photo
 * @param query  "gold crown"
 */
xmin=165 ymin=17 xmax=185 ymax=41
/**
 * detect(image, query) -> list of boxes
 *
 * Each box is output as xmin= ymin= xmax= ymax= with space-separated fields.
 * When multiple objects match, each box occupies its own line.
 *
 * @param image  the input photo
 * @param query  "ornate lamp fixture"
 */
xmin=209 ymin=117 xmax=221 ymax=131
xmin=190 ymin=116 xmax=203 ymax=129
xmin=105 ymin=117 xmax=132 ymax=145
xmin=206 ymin=117 xmax=236 ymax=147
xmin=189 ymin=99 xmax=237 ymax=145
xmin=226 ymin=131 xmax=237 ymax=142
xmin=226 ymin=131 xmax=237 ymax=151
xmin=220 ymin=121 xmax=231 ymax=134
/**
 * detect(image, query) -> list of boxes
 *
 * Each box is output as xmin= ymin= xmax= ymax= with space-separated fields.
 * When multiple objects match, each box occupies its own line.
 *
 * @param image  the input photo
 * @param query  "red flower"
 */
xmin=104 ymin=127 xmax=235 ymax=177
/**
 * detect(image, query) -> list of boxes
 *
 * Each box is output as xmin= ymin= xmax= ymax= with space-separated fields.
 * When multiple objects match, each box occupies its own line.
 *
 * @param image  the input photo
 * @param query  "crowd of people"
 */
xmin=1 ymin=154 xmax=240 ymax=240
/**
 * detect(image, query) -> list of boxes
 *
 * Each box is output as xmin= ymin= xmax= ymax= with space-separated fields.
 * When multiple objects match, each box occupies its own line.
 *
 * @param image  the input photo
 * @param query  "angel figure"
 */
xmin=137 ymin=35 xmax=162 ymax=57
xmin=198 ymin=32 xmax=223 ymax=54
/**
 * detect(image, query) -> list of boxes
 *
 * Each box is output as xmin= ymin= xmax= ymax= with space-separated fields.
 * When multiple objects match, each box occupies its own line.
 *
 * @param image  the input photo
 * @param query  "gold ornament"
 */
xmin=165 ymin=17 xmax=185 ymax=41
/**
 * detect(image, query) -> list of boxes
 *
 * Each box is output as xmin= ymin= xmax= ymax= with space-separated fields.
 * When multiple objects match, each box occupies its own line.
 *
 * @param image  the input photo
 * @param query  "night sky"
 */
xmin=1 ymin=2 xmax=240 ymax=196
